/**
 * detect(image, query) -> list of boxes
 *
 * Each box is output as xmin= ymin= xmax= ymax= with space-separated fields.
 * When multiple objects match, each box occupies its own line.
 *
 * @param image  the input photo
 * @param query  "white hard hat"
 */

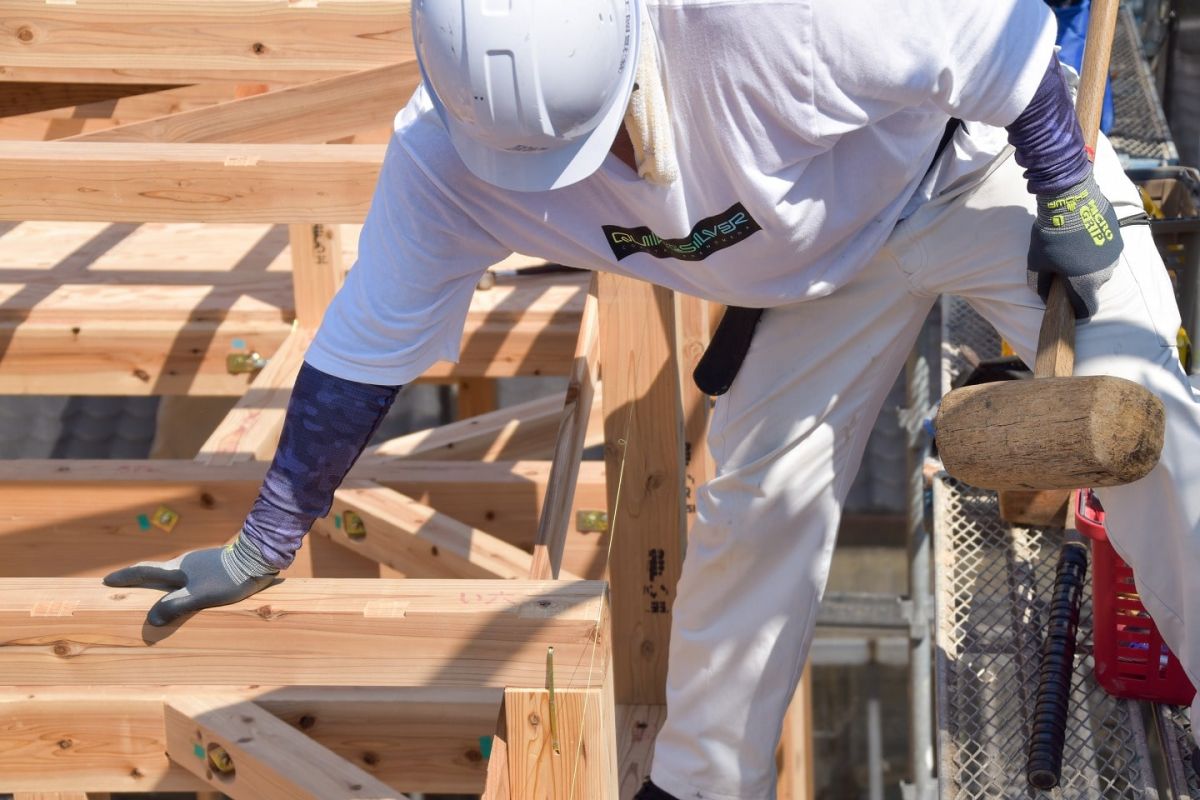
xmin=412 ymin=0 xmax=642 ymax=192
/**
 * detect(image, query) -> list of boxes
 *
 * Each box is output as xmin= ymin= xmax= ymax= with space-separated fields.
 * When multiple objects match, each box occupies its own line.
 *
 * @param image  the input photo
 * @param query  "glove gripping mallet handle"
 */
xmin=1023 ymin=0 xmax=1119 ymax=790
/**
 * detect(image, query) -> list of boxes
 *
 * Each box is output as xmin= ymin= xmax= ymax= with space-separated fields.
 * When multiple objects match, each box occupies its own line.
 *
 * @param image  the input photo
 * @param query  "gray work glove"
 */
xmin=1028 ymin=169 xmax=1124 ymax=319
xmin=103 ymin=532 xmax=278 ymax=627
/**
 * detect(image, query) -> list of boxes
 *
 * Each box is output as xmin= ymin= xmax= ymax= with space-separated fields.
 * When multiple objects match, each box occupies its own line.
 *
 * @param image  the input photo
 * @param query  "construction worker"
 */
xmin=104 ymin=1 xmax=1200 ymax=798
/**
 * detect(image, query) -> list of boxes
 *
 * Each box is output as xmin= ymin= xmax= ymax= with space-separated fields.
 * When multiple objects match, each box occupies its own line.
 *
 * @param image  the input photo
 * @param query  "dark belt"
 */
xmin=693 ymin=118 xmax=962 ymax=396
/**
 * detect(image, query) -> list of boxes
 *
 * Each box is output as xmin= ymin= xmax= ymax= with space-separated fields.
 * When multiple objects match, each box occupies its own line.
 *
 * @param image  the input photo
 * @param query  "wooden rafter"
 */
xmin=531 ymin=275 xmax=601 ymax=579
xmin=0 ymin=577 xmax=608 ymax=687
xmin=67 ymin=62 xmax=417 ymax=145
xmin=2 ymin=0 xmax=412 ymax=85
xmin=0 ymin=142 xmax=383 ymax=223
xmin=366 ymin=389 xmax=604 ymax=462
xmin=313 ymin=481 xmax=571 ymax=581
xmin=164 ymin=694 xmax=409 ymax=799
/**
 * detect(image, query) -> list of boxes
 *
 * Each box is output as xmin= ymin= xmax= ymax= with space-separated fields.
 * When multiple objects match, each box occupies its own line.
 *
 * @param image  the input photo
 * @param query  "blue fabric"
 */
xmin=1006 ymin=53 xmax=1093 ymax=195
xmin=241 ymin=362 xmax=399 ymax=569
xmin=1049 ymin=0 xmax=1115 ymax=134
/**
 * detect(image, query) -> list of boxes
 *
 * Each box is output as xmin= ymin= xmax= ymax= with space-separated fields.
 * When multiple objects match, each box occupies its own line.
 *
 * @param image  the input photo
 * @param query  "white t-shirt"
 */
xmin=308 ymin=0 xmax=1056 ymax=386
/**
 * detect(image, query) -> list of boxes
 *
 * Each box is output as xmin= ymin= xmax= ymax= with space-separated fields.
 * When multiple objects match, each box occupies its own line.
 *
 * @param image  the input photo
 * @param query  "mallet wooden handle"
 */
xmin=1031 ymin=0 xmax=1118 ymax=380
xmin=1035 ymin=278 xmax=1076 ymax=378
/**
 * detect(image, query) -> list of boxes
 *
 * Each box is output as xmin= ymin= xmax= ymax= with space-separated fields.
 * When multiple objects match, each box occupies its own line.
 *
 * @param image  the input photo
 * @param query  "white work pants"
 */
xmin=650 ymin=135 xmax=1200 ymax=800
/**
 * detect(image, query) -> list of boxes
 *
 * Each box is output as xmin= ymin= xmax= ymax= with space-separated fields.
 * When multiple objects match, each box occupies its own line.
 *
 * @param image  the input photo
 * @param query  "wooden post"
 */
xmin=498 ymin=688 xmax=616 ymax=798
xmin=776 ymin=664 xmax=815 ymax=800
xmin=597 ymin=274 xmax=687 ymax=705
xmin=288 ymin=223 xmax=344 ymax=330
xmin=457 ymin=377 xmax=500 ymax=419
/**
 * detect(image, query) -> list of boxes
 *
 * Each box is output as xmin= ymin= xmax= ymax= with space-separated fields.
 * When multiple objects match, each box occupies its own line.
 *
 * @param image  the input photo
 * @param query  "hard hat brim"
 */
xmin=426 ymin=8 xmax=642 ymax=193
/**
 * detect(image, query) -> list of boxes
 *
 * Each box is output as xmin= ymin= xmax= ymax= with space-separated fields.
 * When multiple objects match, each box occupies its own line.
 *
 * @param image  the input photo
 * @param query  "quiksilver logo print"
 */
xmin=603 ymin=202 xmax=762 ymax=262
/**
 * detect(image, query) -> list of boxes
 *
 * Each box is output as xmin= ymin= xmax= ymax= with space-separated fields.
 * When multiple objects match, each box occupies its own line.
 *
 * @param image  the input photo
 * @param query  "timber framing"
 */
xmin=0 ymin=1 xmax=815 ymax=795
xmin=1 ymin=0 xmax=412 ymax=84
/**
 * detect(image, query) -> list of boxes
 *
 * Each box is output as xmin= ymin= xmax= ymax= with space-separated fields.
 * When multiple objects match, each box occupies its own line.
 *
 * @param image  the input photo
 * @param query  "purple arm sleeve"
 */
xmin=240 ymin=361 xmax=399 ymax=570
xmin=1005 ymin=52 xmax=1092 ymax=195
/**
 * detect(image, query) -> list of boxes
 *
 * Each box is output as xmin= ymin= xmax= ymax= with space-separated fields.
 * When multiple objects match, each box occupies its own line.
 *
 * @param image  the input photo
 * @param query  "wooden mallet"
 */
xmin=934 ymin=7 xmax=1166 ymax=516
xmin=942 ymin=3 xmax=1153 ymax=788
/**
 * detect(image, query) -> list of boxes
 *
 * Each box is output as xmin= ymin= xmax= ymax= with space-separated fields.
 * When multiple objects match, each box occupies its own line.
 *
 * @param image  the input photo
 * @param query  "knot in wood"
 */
xmin=16 ymin=26 xmax=34 ymax=43
xmin=298 ymin=714 xmax=316 ymax=730
xmin=251 ymin=41 xmax=268 ymax=55
xmin=51 ymin=640 xmax=78 ymax=658
xmin=465 ymin=748 xmax=483 ymax=763
xmin=528 ymin=712 xmax=541 ymax=727
xmin=57 ymin=738 xmax=73 ymax=750
xmin=254 ymin=604 xmax=281 ymax=620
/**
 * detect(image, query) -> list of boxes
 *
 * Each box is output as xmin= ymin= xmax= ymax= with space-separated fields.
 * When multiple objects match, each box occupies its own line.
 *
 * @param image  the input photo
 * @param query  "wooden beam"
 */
xmin=312 ymin=481 xmax=545 ymax=580
xmin=0 ymin=317 xmax=290 ymax=396
xmin=67 ymin=62 xmax=417 ymax=144
xmin=0 ymin=313 xmax=578 ymax=393
xmin=0 ymin=82 xmax=182 ymax=118
xmin=196 ymin=328 xmax=309 ymax=464
xmin=0 ymin=685 xmax=500 ymax=794
xmin=0 ymin=459 xmax=609 ymax=579
xmin=163 ymin=694 xmax=408 ymax=799
xmin=531 ymin=276 xmax=600 ymax=579
xmin=596 ymin=275 xmax=687 ymax=705
xmin=1 ymin=0 xmax=411 ymax=84
xmin=0 ymin=227 xmax=585 ymax=393
xmin=0 ymin=578 xmax=608 ymax=688
xmin=289 ymin=223 xmax=344 ymax=329
xmin=0 ymin=142 xmax=383 ymax=223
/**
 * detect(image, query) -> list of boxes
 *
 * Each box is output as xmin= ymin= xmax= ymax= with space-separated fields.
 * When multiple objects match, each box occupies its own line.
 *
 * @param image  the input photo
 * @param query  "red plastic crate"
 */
xmin=1076 ymin=490 xmax=1196 ymax=706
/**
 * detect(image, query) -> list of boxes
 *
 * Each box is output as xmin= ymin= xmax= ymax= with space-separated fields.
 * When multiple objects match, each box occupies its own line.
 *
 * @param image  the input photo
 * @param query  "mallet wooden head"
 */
xmin=935 ymin=374 xmax=1165 ymax=491
xmin=936 ymin=280 xmax=1166 ymax=494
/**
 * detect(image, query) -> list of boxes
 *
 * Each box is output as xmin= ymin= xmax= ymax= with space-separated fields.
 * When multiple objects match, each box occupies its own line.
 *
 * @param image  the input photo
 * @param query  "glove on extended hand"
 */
xmin=1028 ymin=169 xmax=1123 ymax=319
xmin=103 ymin=532 xmax=277 ymax=626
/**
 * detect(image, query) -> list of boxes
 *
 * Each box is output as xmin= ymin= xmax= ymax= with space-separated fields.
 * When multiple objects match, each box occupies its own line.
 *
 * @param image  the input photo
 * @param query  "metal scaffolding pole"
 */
xmin=904 ymin=327 xmax=935 ymax=800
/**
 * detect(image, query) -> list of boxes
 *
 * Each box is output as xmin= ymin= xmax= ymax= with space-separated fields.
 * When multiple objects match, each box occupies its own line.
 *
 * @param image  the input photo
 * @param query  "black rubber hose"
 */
xmin=1026 ymin=536 xmax=1090 ymax=790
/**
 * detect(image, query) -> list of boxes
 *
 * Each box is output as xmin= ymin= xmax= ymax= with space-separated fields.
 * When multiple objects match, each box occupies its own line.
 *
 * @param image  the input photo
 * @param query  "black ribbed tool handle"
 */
xmin=693 ymin=306 xmax=764 ymax=396
xmin=1026 ymin=537 xmax=1089 ymax=791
